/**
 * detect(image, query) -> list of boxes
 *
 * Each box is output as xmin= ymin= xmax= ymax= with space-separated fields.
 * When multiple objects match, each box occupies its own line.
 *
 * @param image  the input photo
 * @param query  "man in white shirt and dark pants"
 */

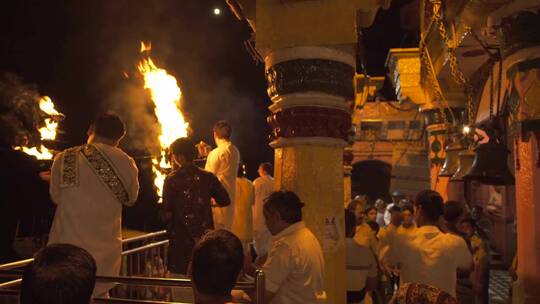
xmin=245 ymin=190 xmax=326 ymax=303
xmin=381 ymin=190 xmax=472 ymax=298
xmin=252 ymin=162 xmax=274 ymax=258
xmin=205 ymin=120 xmax=240 ymax=231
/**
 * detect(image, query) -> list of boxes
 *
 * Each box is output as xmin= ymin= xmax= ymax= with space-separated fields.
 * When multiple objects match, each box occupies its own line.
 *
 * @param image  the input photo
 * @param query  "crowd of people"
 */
xmin=7 ymin=112 xmax=495 ymax=304
xmin=344 ymin=192 xmax=492 ymax=304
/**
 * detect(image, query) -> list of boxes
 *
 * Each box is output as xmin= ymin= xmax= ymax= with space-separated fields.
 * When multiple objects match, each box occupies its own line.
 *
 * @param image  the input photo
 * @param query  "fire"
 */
xmin=17 ymin=96 xmax=61 ymax=160
xmin=39 ymin=96 xmax=60 ymax=140
xmin=138 ymin=42 xmax=189 ymax=202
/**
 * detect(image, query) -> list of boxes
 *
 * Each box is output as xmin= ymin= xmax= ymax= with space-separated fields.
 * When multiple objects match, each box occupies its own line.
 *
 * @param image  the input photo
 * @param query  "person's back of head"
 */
xmin=259 ymin=162 xmax=273 ymax=177
xmin=191 ymin=229 xmax=243 ymax=299
xmin=443 ymin=200 xmax=464 ymax=223
xmin=20 ymin=244 xmax=96 ymax=304
xmin=344 ymin=209 xmax=357 ymax=238
xmin=414 ymin=190 xmax=444 ymax=224
xmin=170 ymin=137 xmax=197 ymax=163
xmin=213 ymin=120 xmax=232 ymax=140
xmin=264 ymin=190 xmax=304 ymax=224
xmin=92 ymin=112 xmax=125 ymax=141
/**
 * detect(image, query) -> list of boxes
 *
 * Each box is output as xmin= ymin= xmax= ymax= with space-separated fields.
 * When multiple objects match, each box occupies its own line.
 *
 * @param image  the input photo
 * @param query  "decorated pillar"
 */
xmin=423 ymin=110 xmax=449 ymax=200
xmin=501 ymin=7 xmax=540 ymax=303
xmin=226 ymin=1 xmax=389 ymax=301
xmin=266 ymin=47 xmax=354 ymax=303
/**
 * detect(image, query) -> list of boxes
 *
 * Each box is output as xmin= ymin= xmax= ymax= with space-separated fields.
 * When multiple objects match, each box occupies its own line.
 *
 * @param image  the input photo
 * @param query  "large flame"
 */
xmin=138 ymin=42 xmax=189 ymax=202
xmin=17 ymin=96 xmax=60 ymax=159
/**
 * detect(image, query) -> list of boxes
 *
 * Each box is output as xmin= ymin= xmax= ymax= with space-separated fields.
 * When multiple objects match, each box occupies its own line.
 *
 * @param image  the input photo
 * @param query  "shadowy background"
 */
xmin=0 ymin=0 xmax=418 ymax=229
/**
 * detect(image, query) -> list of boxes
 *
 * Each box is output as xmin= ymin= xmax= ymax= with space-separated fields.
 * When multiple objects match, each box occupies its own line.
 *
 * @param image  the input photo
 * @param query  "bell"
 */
xmin=439 ymin=139 xmax=467 ymax=177
xmin=463 ymin=138 xmax=515 ymax=185
xmin=450 ymin=148 xmax=475 ymax=182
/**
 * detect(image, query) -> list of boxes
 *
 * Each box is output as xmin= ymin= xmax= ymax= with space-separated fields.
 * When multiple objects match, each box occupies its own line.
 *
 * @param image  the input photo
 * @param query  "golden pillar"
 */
xmin=423 ymin=109 xmax=450 ymax=200
xmin=266 ymin=47 xmax=355 ymax=304
xmin=493 ymin=6 xmax=540 ymax=303
xmin=226 ymin=1 xmax=388 ymax=302
xmin=505 ymin=28 xmax=540 ymax=304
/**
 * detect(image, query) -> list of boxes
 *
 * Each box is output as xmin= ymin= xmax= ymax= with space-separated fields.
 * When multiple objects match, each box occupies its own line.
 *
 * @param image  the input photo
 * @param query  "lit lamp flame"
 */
xmin=17 ymin=96 xmax=61 ymax=160
xmin=138 ymin=42 xmax=189 ymax=202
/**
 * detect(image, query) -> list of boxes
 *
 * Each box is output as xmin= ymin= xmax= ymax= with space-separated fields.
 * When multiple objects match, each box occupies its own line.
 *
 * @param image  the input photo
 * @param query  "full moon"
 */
xmin=213 ymin=8 xmax=221 ymax=15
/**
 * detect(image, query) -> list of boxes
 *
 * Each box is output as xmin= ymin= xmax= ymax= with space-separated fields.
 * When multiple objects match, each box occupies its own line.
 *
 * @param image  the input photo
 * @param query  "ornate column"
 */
xmin=500 ymin=7 xmax=540 ymax=303
xmin=423 ymin=109 xmax=450 ymax=199
xmin=226 ymin=1 xmax=389 ymax=302
xmin=266 ymin=48 xmax=354 ymax=303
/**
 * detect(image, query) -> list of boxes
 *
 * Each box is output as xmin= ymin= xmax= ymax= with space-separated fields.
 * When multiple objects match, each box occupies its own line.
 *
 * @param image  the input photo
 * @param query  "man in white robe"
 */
xmin=252 ymin=162 xmax=274 ymax=258
xmin=48 ymin=113 xmax=139 ymax=297
xmin=205 ymin=120 xmax=240 ymax=231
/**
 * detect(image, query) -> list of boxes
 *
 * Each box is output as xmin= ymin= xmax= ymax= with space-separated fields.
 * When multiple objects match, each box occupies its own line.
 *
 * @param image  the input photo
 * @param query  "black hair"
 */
xmin=170 ymin=137 xmax=197 ymax=162
xmin=460 ymin=217 xmax=477 ymax=228
xmin=367 ymin=220 xmax=380 ymax=235
xmin=20 ymin=244 xmax=96 ymax=304
xmin=213 ymin=120 xmax=232 ymax=140
xmin=365 ymin=205 xmax=377 ymax=214
xmin=389 ymin=205 xmax=402 ymax=213
xmin=264 ymin=190 xmax=304 ymax=224
xmin=401 ymin=204 xmax=414 ymax=214
xmin=347 ymin=199 xmax=364 ymax=213
xmin=344 ymin=209 xmax=357 ymax=238
xmin=93 ymin=112 xmax=125 ymax=140
xmin=191 ymin=229 xmax=243 ymax=297
xmin=443 ymin=200 xmax=464 ymax=223
xmin=414 ymin=190 xmax=444 ymax=222
xmin=259 ymin=162 xmax=273 ymax=175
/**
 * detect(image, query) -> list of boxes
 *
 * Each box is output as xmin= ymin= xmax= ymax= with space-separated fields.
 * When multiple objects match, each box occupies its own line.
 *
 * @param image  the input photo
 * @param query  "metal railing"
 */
xmin=0 ymin=230 xmax=265 ymax=304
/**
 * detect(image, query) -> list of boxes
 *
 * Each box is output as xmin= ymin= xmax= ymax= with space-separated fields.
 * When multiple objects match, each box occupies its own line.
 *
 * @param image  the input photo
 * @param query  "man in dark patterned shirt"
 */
xmin=163 ymin=138 xmax=230 ymax=277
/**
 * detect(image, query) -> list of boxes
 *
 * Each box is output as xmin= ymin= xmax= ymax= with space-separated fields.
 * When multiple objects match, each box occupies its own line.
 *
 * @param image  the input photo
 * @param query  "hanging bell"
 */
xmin=439 ymin=139 xmax=467 ymax=177
xmin=463 ymin=138 xmax=515 ymax=185
xmin=450 ymin=148 xmax=475 ymax=182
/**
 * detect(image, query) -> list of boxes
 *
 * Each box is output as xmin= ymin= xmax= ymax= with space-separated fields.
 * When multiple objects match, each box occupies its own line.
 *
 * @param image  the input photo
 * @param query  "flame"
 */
xmin=140 ymin=41 xmax=152 ymax=53
xmin=18 ymin=146 xmax=53 ymax=159
xmin=17 ymin=96 xmax=61 ymax=160
xmin=138 ymin=43 xmax=189 ymax=202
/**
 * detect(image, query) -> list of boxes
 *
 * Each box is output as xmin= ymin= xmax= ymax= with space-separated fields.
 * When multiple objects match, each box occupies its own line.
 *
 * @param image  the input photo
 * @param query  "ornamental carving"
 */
xmin=266 ymin=59 xmax=355 ymax=100
xmin=267 ymin=106 xmax=351 ymax=141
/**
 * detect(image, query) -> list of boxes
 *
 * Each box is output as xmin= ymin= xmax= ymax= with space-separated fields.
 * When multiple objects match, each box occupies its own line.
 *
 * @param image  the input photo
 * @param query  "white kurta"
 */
xmin=48 ymin=143 xmax=139 ymax=296
xmin=231 ymin=177 xmax=255 ymax=244
xmin=205 ymin=139 xmax=240 ymax=230
xmin=252 ymin=175 xmax=274 ymax=256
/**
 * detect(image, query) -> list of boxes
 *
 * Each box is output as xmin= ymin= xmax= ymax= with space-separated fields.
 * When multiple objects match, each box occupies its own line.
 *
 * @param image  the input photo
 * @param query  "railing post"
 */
xmin=255 ymin=269 xmax=265 ymax=304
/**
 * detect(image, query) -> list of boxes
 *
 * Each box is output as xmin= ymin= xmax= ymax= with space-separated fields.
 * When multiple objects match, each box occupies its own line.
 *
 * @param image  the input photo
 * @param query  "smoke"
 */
xmin=89 ymin=1 xmax=267 ymax=152
xmin=108 ymin=80 xmax=161 ymax=155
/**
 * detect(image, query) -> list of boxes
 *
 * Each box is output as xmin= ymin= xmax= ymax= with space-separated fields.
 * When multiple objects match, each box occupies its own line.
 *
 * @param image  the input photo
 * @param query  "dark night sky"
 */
xmin=0 ymin=0 xmax=416 ymax=180
xmin=0 ymin=0 xmax=272 ymax=179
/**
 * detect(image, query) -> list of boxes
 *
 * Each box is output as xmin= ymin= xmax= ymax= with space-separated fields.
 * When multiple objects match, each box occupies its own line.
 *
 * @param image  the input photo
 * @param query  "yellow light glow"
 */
xmin=17 ymin=96 xmax=61 ymax=160
xmin=213 ymin=8 xmax=221 ymax=15
xmin=463 ymin=125 xmax=471 ymax=135
xmin=138 ymin=42 xmax=189 ymax=202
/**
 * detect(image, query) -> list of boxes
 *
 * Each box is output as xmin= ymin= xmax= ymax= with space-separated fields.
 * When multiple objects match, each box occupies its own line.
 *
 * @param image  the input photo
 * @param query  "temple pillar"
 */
xmin=225 ymin=1 xmax=390 ymax=301
xmin=423 ymin=109 xmax=450 ymax=200
xmin=491 ymin=5 xmax=540 ymax=302
xmin=266 ymin=47 xmax=354 ymax=303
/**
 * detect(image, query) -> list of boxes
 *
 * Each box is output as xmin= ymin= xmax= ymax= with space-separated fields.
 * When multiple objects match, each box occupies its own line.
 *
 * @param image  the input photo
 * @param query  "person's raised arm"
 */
xmin=124 ymin=157 xmax=140 ymax=206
